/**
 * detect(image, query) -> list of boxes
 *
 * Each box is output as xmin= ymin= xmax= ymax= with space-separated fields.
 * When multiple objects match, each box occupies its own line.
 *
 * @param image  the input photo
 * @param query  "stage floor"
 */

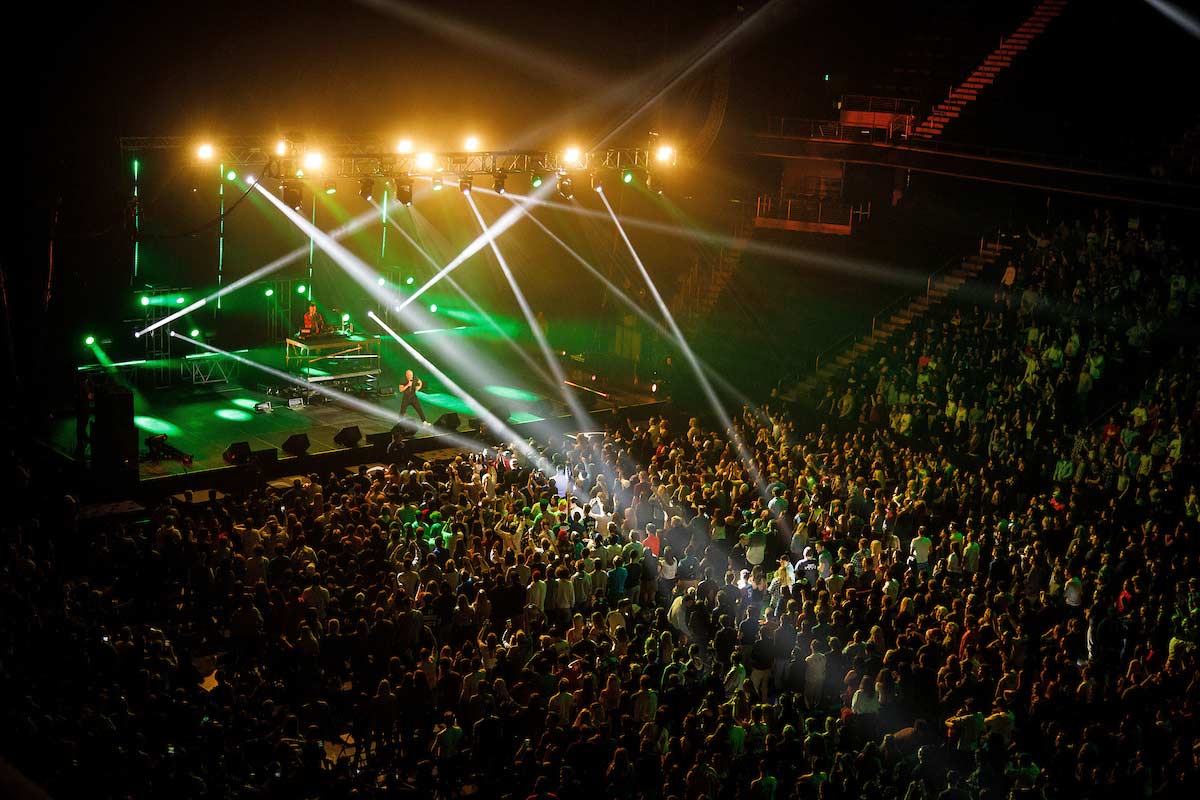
xmin=54 ymin=340 xmax=661 ymax=481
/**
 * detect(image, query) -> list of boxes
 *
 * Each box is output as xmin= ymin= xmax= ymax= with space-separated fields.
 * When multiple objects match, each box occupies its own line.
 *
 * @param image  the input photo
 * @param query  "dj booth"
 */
xmin=285 ymin=331 xmax=382 ymax=385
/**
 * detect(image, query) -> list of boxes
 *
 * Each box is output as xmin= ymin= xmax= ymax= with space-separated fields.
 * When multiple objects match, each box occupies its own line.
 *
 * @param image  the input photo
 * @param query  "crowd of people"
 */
xmin=2 ymin=209 xmax=1199 ymax=800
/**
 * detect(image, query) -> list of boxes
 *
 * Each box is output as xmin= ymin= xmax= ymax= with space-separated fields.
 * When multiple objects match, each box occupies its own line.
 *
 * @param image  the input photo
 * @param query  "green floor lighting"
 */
xmin=264 ymin=288 xmax=274 ymax=297
xmin=84 ymin=335 xmax=95 ymax=345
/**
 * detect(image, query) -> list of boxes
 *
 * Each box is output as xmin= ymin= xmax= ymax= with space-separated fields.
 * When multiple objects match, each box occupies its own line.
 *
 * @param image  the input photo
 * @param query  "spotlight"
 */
xmin=493 ymin=171 xmax=507 ymax=194
xmin=432 ymin=177 xmax=443 ymax=191
xmin=303 ymin=151 xmax=324 ymax=170
xmin=405 ymin=276 xmax=415 ymax=285
xmin=396 ymin=181 xmax=413 ymax=206
xmin=245 ymin=175 xmax=256 ymax=184
xmin=563 ymin=146 xmax=582 ymax=166
xmin=359 ymin=178 xmax=374 ymax=200
xmin=416 ymin=152 xmax=435 ymax=170
xmin=651 ymin=382 xmax=658 ymax=393
xmin=282 ymin=181 xmax=303 ymax=209
xmin=275 ymin=140 xmax=288 ymax=156
xmin=397 ymin=138 xmax=414 ymax=154
xmin=429 ymin=303 xmax=438 ymax=313
xmin=464 ymin=136 xmax=480 ymax=151
xmin=655 ymin=144 xmax=675 ymax=164
xmin=324 ymin=180 xmax=337 ymax=195
xmin=459 ymin=175 xmax=473 ymax=193
xmin=225 ymin=169 xmax=237 ymax=181
xmin=140 ymin=296 xmax=150 ymax=306
xmin=591 ymin=173 xmax=606 ymax=193
xmin=296 ymin=284 xmax=307 ymax=294
xmin=622 ymin=169 xmax=635 ymax=184
xmin=197 ymin=143 xmax=214 ymax=160
xmin=84 ymin=335 xmax=96 ymax=346
xmin=265 ymin=288 xmax=275 ymax=297
xmin=341 ymin=313 xmax=350 ymax=322
xmin=377 ymin=276 xmax=386 ymax=286
xmin=175 ymin=297 xmax=186 ymax=305
xmin=557 ymin=176 xmax=574 ymax=199
xmin=531 ymin=173 xmax=544 ymax=188
xmin=190 ymin=328 xmax=200 ymax=338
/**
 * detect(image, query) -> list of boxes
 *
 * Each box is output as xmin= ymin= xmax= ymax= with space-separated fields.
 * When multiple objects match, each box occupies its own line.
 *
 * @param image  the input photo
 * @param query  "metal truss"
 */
xmin=120 ymin=136 xmax=654 ymax=178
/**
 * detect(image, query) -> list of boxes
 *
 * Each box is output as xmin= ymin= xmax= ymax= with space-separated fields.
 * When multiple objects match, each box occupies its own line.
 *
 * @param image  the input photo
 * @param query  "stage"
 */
xmin=54 ymin=335 xmax=664 ymax=491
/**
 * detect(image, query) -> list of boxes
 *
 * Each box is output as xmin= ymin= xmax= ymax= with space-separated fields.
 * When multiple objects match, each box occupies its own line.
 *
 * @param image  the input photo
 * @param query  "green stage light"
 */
xmin=264 ymin=288 xmax=274 ymax=297
xmin=140 ymin=296 xmax=150 ymax=306
xmin=531 ymin=175 xmax=543 ymax=188
xmin=175 ymin=296 xmax=185 ymax=304
xmin=429 ymin=303 xmax=438 ymax=313
xmin=341 ymin=313 xmax=350 ymax=322
xmin=405 ymin=276 xmax=415 ymax=285
xmin=377 ymin=277 xmax=386 ymax=286
xmin=622 ymin=170 xmax=634 ymax=184
xmin=84 ymin=335 xmax=95 ymax=345
xmin=296 ymin=284 xmax=307 ymax=294
xmin=324 ymin=180 xmax=337 ymax=195
xmin=190 ymin=328 xmax=200 ymax=337
xmin=226 ymin=169 xmax=237 ymax=181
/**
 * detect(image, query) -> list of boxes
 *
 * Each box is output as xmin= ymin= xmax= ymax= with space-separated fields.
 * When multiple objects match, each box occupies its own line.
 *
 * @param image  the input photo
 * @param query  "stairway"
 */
xmin=673 ymin=223 xmax=750 ymax=331
xmin=913 ymin=0 xmax=1068 ymax=140
xmin=785 ymin=241 xmax=1004 ymax=402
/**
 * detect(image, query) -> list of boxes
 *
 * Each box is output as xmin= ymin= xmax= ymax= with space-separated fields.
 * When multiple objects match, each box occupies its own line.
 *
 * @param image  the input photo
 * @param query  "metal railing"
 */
xmin=755 ymin=194 xmax=853 ymax=227
xmin=764 ymin=117 xmax=898 ymax=143
xmin=839 ymin=95 xmax=921 ymax=116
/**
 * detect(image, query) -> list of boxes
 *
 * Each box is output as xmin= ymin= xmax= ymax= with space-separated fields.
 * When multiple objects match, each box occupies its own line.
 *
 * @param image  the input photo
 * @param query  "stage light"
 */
xmin=563 ymin=146 xmax=582 ymax=166
xmin=651 ymin=382 xmax=658 ymax=393
xmin=432 ymin=177 xmax=443 ymax=191
xmin=459 ymin=176 xmax=473 ymax=193
xmin=429 ymin=303 xmax=438 ymax=313
xmin=282 ymin=181 xmax=302 ymax=209
xmin=275 ymin=140 xmax=288 ymax=156
xmin=405 ymin=276 xmax=415 ymax=285
xmin=397 ymin=139 xmax=414 ymax=154
xmin=396 ymin=181 xmax=413 ymax=206
xmin=591 ymin=173 xmax=606 ymax=193
xmin=140 ymin=296 xmax=150 ymax=306
xmin=377 ymin=276 xmax=386 ymax=286
xmin=622 ymin=169 xmax=634 ymax=184
xmin=493 ymin=171 xmax=507 ymax=194
xmin=464 ymin=135 xmax=480 ymax=151
xmin=296 ymin=284 xmax=307 ymax=294
xmin=246 ymin=175 xmax=256 ymax=183
xmin=341 ymin=313 xmax=350 ymax=322
xmin=84 ymin=335 xmax=95 ymax=345
xmin=226 ymin=169 xmax=237 ymax=181
xmin=416 ymin=152 xmax=435 ymax=170
xmin=303 ymin=151 xmax=324 ymax=171
xmin=197 ymin=143 xmax=214 ymax=160
xmin=557 ymin=176 xmax=574 ymax=199
xmin=324 ymin=180 xmax=337 ymax=195
xmin=264 ymin=288 xmax=275 ymax=297
xmin=531 ymin=173 xmax=544 ymax=188
xmin=656 ymin=144 xmax=675 ymax=164
xmin=175 ymin=297 xmax=186 ymax=305
xmin=190 ymin=328 xmax=200 ymax=338
xmin=359 ymin=178 xmax=374 ymax=200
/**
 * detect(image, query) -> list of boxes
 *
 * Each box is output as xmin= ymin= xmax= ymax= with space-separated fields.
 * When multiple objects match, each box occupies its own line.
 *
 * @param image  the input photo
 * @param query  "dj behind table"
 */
xmin=285 ymin=323 xmax=382 ymax=385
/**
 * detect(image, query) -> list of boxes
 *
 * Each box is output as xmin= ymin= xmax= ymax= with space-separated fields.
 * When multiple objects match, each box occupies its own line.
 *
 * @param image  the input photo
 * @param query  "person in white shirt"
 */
xmin=910 ymin=528 xmax=933 ymax=571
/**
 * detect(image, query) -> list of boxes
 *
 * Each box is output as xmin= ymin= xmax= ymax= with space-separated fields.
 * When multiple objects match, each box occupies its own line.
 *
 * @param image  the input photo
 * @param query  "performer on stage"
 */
xmin=302 ymin=302 xmax=328 ymax=335
xmin=398 ymin=369 xmax=428 ymax=424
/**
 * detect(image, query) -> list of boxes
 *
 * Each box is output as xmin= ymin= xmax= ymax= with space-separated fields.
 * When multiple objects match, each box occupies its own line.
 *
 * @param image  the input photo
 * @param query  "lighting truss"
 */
xmin=120 ymin=136 xmax=655 ymax=179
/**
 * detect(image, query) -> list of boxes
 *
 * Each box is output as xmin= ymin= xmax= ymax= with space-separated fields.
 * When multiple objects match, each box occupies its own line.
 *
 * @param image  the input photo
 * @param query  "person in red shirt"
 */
xmin=302 ymin=302 xmax=327 ymax=334
xmin=642 ymin=524 xmax=661 ymax=556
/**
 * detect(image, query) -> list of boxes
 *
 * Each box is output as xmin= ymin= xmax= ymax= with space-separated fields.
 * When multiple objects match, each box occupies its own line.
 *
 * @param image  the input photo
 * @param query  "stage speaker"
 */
xmin=93 ymin=385 xmax=137 ymax=470
xmin=333 ymin=425 xmax=362 ymax=448
xmin=281 ymin=433 xmax=310 ymax=456
xmin=223 ymin=441 xmax=252 ymax=465
xmin=365 ymin=430 xmax=392 ymax=448
xmin=432 ymin=413 xmax=460 ymax=431
xmin=252 ymin=448 xmax=277 ymax=465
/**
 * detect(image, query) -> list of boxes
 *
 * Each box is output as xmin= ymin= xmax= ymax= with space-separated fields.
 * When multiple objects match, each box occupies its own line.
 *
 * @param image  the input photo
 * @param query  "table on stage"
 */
xmin=285 ymin=332 xmax=382 ymax=383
